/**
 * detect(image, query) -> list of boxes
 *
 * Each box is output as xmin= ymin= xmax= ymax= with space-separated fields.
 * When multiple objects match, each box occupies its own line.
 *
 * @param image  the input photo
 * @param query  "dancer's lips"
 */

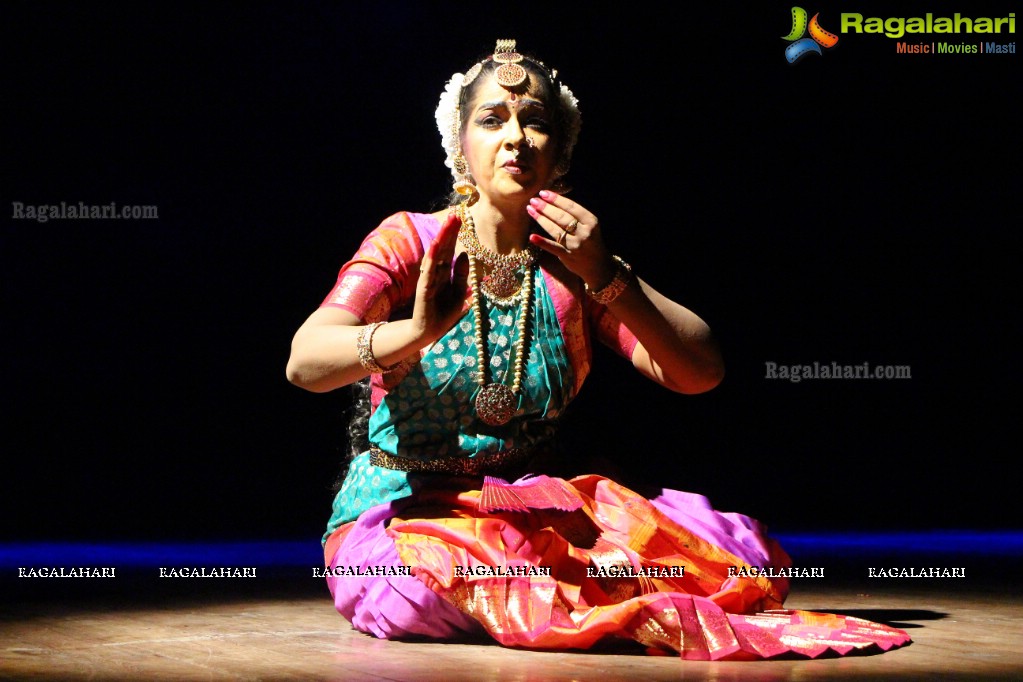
xmin=502 ymin=159 xmax=529 ymax=174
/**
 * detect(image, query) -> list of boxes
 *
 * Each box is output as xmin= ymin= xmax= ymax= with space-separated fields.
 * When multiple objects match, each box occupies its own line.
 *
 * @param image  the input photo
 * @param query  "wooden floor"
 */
xmin=3 ymin=580 xmax=1022 ymax=681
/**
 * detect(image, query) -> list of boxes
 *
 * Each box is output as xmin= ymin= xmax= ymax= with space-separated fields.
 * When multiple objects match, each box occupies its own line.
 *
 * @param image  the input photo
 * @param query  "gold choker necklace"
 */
xmin=458 ymin=205 xmax=539 ymax=304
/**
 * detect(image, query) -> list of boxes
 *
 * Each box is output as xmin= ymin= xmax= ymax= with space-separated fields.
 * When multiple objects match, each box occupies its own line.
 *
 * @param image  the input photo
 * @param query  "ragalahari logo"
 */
xmin=783 ymin=7 xmax=839 ymax=63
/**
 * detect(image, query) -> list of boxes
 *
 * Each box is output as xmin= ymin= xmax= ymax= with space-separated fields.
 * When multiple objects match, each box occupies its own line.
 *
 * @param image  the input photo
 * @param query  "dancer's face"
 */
xmin=461 ymin=76 xmax=558 ymax=204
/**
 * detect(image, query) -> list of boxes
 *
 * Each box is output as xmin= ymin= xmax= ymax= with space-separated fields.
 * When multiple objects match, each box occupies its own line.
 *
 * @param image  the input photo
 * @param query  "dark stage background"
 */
xmin=4 ymin=2 xmax=1018 ymax=544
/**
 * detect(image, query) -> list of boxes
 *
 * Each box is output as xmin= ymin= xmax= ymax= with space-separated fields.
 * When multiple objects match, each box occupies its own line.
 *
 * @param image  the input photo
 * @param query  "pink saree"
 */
xmin=324 ymin=475 xmax=909 ymax=659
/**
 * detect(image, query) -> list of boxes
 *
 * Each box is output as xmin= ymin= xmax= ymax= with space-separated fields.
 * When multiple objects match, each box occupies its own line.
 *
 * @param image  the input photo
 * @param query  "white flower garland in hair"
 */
xmin=436 ymin=73 xmax=464 ymax=176
xmin=558 ymin=83 xmax=581 ymax=171
xmin=434 ymin=66 xmax=582 ymax=182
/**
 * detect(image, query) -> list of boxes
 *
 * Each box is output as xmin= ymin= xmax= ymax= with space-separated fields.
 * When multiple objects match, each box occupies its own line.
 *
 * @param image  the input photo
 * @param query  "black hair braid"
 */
xmin=333 ymin=377 xmax=372 ymax=491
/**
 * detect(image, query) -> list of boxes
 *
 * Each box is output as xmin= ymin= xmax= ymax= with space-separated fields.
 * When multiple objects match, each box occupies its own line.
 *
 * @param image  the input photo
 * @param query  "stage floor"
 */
xmin=1 ymin=535 xmax=1023 ymax=678
xmin=3 ymin=581 xmax=1022 ymax=681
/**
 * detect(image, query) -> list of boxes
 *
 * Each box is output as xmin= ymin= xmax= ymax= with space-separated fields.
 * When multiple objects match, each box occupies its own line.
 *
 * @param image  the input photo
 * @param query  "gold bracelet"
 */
xmin=585 ymin=256 xmax=632 ymax=305
xmin=356 ymin=322 xmax=401 ymax=374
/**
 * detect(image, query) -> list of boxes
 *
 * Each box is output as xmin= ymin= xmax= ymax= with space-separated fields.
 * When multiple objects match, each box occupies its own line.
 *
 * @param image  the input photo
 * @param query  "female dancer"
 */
xmin=287 ymin=40 xmax=909 ymax=659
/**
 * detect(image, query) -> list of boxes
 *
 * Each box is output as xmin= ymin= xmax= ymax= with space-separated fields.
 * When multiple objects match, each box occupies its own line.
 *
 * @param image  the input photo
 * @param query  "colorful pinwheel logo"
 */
xmin=782 ymin=7 xmax=839 ymax=63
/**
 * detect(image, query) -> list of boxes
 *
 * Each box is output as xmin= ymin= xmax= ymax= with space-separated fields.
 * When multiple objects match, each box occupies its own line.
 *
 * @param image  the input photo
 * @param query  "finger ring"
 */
xmin=557 ymin=231 xmax=567 ymax=246
xmin=565 ymin=219 xmax=579 ymax=234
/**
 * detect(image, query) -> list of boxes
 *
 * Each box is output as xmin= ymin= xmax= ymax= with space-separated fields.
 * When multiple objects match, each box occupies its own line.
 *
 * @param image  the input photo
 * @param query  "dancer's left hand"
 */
xmin=527 ymin=190 xmax=616 ymax=291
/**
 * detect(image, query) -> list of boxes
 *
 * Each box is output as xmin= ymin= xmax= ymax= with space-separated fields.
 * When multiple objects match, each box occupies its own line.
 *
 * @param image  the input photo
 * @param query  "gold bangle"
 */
xmin=585 ymin=256 xmax=632 ymax=305
xmin=356 ymin=322 xmax=400 ymax=374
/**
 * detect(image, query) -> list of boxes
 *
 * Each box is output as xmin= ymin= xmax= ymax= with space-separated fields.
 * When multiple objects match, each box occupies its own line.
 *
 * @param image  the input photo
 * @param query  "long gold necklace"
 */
xmin=458 ymin=203 xmax=534 ymax=426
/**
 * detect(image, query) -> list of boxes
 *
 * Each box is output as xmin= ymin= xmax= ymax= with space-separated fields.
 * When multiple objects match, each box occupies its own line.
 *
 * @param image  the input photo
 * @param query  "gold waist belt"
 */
xmin=369 ymin=446 xmax=530 ymax=476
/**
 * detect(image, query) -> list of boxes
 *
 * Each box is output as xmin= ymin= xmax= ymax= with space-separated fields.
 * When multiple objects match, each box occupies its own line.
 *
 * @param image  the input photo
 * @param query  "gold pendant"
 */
xmin=495 ymin=63 xmax=527 ymax=88
xmin=475 ymin=384 xmax=517 ymax=426
xmin=482 ymin=266 xmax=520 ymax=299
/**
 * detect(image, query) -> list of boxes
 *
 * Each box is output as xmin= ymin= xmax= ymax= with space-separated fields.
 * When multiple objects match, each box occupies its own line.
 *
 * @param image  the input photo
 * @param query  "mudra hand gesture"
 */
xmin=526 ymin=189 xmax=616 ymax=292
xmin=411 ymin=212 xmax=470 ymax=345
